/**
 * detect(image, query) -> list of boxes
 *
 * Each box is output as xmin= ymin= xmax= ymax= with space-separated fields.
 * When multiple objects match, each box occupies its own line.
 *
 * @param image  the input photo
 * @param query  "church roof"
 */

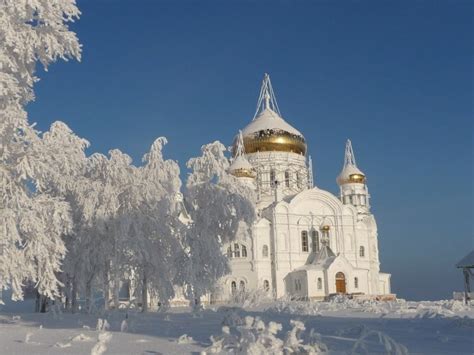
xmin=242 ymin=108 xmax=303 ymax=137
xmin=456 ymin=250 xmax=474 ymax=268
xmin=292 ymin=245 xmax=337 ymax=272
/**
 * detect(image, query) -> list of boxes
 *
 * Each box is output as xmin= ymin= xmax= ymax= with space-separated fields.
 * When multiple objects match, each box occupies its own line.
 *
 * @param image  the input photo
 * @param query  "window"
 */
xmin=262 ymin=245 xmax=269 ymax=258
xmin=296 ymin=172 xmax=302 ymax=189
xmin=359 ymin=246 xmax=365 ymax=257
xmin=270 ymin=169 xmax=276 ymax=186
xmin=301 ymin=231 xmax=308 ymax=252
xmin=227 ymin=246 xmax=232 ymax=258
xmin=241 ymin=245 xmax=247 ymax=258
xmin=263 ymin=280 xmax=270 ymax=292
xmin=118 ymin=280 xmax=130 ymax=300
xmin=311 ymin=230 xmax=319 ymax=252
xmin=239 ymin=280 xmax=245 ymax=292
xmin=294 ymin=279 xmax=302 ymax=291
xmin=285 ymin=171 xmax=290 ymax=187
xmin=231 ymin=281 xmax=237 ymax=295
xmin=354 ymin=277 xmax=359 ymax=289
xmin=234 ymin=244 xmax=240 ymax=258
xmin=317 ymin=277 xmax=322 ymax=290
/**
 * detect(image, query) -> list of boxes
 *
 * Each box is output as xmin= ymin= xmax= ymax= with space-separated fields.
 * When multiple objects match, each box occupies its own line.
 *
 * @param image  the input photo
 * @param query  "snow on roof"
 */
xmin=242 ymin=108 xmax=303 ymax=137
xmin=229 ymin=155 xmax=253 ymax=171
xmin=293 ymin=245 xmax=337 ymax=271
xmin=456 ymin=250 xmax=474 ymax=268
xmin=336 ymin=164 xmax=365 ymax=184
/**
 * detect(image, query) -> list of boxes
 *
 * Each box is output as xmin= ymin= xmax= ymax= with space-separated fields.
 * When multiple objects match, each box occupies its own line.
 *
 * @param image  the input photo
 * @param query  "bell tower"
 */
xmin=337 ymin=139 xmax=370 ymax=214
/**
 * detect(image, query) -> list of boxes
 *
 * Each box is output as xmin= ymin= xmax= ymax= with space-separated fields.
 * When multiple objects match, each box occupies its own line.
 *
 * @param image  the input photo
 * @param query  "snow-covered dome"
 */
xmin=242 ymin=108 xmax=303 ymax=137
xmin=228 ymin=155 xmax=255 ymax=178
xmin=229 ymin=130 xmax=255 ymax=179
xmin=336 ymin=140 xmax=366 ymax=185
xmin=336 ymin=164 xmax=366 ymax=185
xmin=235 ymin=74 xmax=306 ymax=156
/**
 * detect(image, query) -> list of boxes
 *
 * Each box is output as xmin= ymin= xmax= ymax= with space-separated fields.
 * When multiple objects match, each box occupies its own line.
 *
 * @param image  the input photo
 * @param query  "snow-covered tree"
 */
xmin=119 ymin=137 xmax=185 ymax=311
xmin=181 ymin=141 xmax=256 ymax=309
xmin=51 ymin=137 xmax=185 ymax=312
xmin=0 ymin=0 xmax=81 ymax=300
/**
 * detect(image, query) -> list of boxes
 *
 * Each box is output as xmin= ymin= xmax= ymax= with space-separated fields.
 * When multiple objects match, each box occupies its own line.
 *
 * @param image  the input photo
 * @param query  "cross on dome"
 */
xmin=253 ymin=73 xmax=281 ymax=120
xmin=343 ymin=139 xmax=358 ymax=168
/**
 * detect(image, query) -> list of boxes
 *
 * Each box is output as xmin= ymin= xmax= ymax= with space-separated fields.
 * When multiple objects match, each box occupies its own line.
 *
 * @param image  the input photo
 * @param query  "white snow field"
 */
xmin=0 ymin=298 xmax=472 ymax=354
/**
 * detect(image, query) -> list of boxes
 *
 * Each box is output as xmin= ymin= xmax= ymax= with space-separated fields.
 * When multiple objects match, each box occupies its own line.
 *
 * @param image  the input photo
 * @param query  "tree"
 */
xmin=0 ymin=0 xmax=82 ymax=301
xmin=181 ymin=141 xmax=256 ymax=309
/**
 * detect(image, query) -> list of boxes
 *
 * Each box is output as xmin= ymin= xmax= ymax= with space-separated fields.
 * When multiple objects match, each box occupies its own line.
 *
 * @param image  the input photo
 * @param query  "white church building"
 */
xmin=215 ymin=74 xmax=392 ymax=301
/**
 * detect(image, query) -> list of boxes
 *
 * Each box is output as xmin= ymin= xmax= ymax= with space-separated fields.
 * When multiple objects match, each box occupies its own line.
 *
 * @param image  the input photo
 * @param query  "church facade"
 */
xmin=216 ymin=74 xmax=391 ymax=301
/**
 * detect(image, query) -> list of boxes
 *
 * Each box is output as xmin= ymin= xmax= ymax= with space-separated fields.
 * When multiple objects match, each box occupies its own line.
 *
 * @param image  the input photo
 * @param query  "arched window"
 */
xmin=359 ymin=246 xmax=365 ymax=257
xmin=262 ymin=245 xmax=269 ymax=258
xmin=285 ymin=171 xmax=290 ymax=187
xmin=311 ymin=230 xmax=319 ymax=252
xmin=354 ymin=277 xmax=359 ymax=289
xmin=270 ymin=169 xmax=276 ymax=186
xmin=231 ymin=281 xmax=237 ymax=295
xmin=301 ymin=231 xmax=308 ymax=252
xmin=317 ymin=277 xmax=322 ymax=290
xmin=241 ymin=245 xmax=247 ymax=258
xmin=239 ymin=280 xmax=245 ymax=292
xmin=263 ymin=280 xmax=270 ymax=292
xmin=296 ymin=172 xmax=302 ymax=189
xmin=227 ymin=246 xmax=232 ymax=258
xmin=234 ymin=243 xmax=240 ymax=258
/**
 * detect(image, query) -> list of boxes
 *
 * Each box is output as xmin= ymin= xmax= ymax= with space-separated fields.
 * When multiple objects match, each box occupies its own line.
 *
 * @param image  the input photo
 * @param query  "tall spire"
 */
xmin=343 ymin=139 xmax=357 ymax=168
xmin=234 ymin=130 xmax=245 ymax=157
xmin=253 ymin=73 xmax=281 ymax=120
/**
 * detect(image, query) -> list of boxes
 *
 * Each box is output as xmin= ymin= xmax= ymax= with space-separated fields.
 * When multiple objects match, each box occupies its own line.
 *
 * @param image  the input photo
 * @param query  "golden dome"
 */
xmin=228 ymin=155 xmax=256 ymax=179
xmin=242 ymin=130 xmax=306 ymax=155
xmin=230 ymin=168 xmax=256 ymax=178
xmin=233 ymin=74 xmax=307 ymax=157
xmin=234 ymin=108 xmax=307 ymax=156
xmin=337 ymin=165 xmax=366 ymax=185
xmin=321 ymin=225 xmax=331 ymax=232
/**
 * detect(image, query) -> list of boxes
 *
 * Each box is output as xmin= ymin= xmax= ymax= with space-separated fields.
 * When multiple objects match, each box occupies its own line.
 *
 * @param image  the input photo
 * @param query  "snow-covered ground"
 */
xmin=0 ymin=298 xmax=472 ymax=354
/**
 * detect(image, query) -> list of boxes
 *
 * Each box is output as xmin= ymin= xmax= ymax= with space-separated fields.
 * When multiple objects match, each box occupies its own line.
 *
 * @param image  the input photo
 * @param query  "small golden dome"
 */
xmin=337 ymin=139 xmax=367 ymax=185
xmin=228 ymin=155 xmax=256 ymax=179
xmin=230 ymin=168 xmax=256 ymax=178
xmin=337 ymin=165 xmax=366 ymax=185
xmin=321 ymin=225 xmax=331 ymax=232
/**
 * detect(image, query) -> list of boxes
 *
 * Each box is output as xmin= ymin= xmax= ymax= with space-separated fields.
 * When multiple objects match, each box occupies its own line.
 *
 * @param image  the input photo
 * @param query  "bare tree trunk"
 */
xmin=142 ymin=273 xmax=148 ymax=313
xmin=113 ymin=271 xmax=120 ymax=309
xmin=104 ymin=262 xmax=110 ymax=311
xmin=64 ymin=276 xmax=71 ymax=312
xmin=85 ymin=276 xmax=93 ymax=313
xmin=35 ymin=290 xmax=40 ymax=313
xmin=71 ymin=276 xmax=78 ymax=313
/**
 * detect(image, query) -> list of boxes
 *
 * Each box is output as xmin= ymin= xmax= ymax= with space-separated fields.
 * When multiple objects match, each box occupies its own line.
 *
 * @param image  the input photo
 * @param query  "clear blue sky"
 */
xmin=29 ymin=0 xmax=472 ymax=300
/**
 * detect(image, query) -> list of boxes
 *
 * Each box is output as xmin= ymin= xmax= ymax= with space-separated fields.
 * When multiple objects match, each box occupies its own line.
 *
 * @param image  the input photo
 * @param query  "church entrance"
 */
xmin=335 ymin=272 xmax=346 ymax=293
